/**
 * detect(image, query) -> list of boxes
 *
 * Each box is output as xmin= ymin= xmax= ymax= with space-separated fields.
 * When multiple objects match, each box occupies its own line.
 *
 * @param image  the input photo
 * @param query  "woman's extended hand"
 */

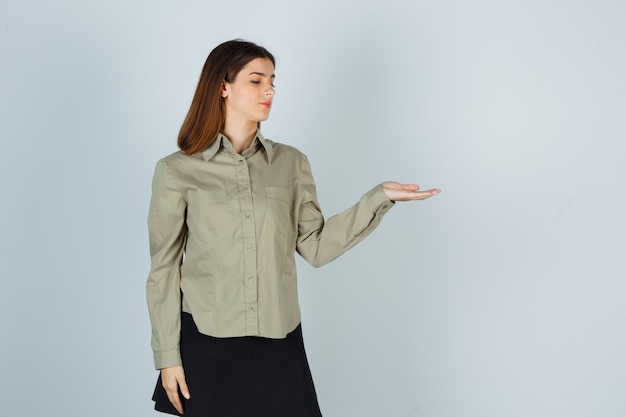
xmin=160 ymin=365 xmax=190 ymax=414
xmin=382 ymin=181 xmax=441 ymax=202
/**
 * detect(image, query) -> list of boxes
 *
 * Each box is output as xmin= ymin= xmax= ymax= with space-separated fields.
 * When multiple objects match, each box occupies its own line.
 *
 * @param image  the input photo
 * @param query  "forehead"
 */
xmin=240 ymin=58 xmax=275 ymax=76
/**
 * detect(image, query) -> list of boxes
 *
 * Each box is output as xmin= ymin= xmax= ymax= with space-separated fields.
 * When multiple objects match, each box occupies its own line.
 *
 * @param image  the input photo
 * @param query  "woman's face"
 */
xmin=222 ymin=57 xmax=275 ymax=125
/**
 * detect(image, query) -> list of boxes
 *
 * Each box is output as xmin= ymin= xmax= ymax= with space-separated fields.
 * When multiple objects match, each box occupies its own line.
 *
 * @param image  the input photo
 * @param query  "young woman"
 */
xmin=147 ymin=39 xmax=440 ymax=417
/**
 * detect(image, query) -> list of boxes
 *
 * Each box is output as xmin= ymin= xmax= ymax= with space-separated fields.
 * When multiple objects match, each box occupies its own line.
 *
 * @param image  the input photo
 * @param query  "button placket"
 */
xmin=233 ymin=154 xmax=259 ymax=334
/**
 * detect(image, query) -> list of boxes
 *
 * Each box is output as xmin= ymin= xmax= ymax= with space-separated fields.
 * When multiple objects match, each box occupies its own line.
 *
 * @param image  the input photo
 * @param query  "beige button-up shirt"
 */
xmin=147 ymin=132 xmax=394 ymax=369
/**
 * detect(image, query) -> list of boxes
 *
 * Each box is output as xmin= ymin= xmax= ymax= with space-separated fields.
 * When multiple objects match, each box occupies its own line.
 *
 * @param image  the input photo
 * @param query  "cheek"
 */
xmin=233 ymin=87 xmax=255 ymax=104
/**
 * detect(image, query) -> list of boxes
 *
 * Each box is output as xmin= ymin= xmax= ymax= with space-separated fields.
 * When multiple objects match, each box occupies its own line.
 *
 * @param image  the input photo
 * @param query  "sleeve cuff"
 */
xmin=365 ymin=184 xmax=394 ymax=215
xmin=153 ymin=348 xmax=182 ymax=370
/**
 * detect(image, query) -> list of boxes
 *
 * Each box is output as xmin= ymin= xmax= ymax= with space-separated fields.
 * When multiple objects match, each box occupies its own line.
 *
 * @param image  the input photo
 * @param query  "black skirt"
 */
xmin=152 ymin=312 xmax=323 ymax=417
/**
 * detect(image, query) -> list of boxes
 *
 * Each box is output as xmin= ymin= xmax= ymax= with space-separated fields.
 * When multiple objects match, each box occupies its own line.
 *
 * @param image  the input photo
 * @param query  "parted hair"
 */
xmin=177 ymin=39 xmax=275 ymax=155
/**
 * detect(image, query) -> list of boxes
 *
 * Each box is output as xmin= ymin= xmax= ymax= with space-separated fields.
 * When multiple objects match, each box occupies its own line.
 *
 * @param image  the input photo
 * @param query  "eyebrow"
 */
xmin=248 ymin=71 xmax=275 ymax=78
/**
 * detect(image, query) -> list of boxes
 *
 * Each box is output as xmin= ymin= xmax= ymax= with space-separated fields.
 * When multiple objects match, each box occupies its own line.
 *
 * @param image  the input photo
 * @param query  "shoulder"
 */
xmin=155 ymin=150 xmax=202 ymax=171
xmin=159 ymin=150 xmax=192 ymax=164
xmin=151 ymin=151 xmax=202 ymax=186
xmin=264 ymin=138 xmax=308 ymax=162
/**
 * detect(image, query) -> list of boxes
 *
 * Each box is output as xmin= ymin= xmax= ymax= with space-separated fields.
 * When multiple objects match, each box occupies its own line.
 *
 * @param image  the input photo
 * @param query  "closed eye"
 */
xmin=250 ymin=80 xmax=276 ymax=88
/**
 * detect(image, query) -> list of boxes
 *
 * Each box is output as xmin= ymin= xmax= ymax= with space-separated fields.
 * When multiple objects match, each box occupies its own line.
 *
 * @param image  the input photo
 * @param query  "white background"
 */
xmin=1 ymin=1 xmax=625 ymax=416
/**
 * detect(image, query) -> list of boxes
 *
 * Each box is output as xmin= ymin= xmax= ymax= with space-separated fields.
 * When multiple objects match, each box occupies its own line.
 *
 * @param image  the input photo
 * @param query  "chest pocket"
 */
xmin=265 ymin=187 xmax=292 ymax=236
xmin=187 ymin=190 xmax=231 ymax=242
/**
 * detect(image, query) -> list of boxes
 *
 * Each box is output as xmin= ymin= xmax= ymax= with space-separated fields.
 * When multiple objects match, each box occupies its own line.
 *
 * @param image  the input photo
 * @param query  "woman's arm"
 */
xmin=146 ymin=159 xmax=187 ymax=369
xmin=295 ymin=155 xmax=440 ymax=267
xmin=147 ymin=158 xmax=190 ymax=413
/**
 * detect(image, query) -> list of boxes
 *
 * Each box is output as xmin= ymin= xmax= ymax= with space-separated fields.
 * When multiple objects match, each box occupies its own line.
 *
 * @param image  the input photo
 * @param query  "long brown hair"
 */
xmin=177 ymin=40 xmax=275 ymax=155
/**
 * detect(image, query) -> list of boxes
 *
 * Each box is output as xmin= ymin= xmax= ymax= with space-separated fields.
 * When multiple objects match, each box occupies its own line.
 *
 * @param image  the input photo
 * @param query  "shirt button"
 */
xmin=248 ymin=306 xmax=256 ymax=312
xmin=247 ymin=245 xmax=254 ymax=251
xmin=245 ymin=213 xmax=252 ymax=219
xmin=242 ymin=185 xmax=249 ymax=192
xmin=237 ymin=160 xmax=244 ymax=165
xmin=247 ymin=275 xmax=255 ymax=282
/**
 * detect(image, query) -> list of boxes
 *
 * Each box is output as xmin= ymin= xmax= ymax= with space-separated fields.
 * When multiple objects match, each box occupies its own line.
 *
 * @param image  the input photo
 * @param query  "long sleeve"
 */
xmin=295 ymin=155 xmax=394 ymax=267
xmin=146 ymin=159 xmax=187 ymax=369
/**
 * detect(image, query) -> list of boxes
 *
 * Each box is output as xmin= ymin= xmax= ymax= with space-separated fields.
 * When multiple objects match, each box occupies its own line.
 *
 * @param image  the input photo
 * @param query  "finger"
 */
xmin=178 ymin=374 xmax=191 ymax=400
xmin=413 ymin=189 xmax=441 ymax=199
xmin=416 ymin=188 xmax=439 ymax=193
xmin=393 ymin=189 xmax=440 ymax=201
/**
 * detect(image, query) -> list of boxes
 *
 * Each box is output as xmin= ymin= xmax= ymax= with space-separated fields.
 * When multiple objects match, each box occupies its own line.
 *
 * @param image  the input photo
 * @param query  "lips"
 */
xmin=260 ymin=101 xmax=272 ymax=108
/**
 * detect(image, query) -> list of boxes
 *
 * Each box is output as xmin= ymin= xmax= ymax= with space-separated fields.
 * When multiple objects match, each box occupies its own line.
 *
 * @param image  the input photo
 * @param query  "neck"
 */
xmin=222 ymin=120 xmax=258 ymax=154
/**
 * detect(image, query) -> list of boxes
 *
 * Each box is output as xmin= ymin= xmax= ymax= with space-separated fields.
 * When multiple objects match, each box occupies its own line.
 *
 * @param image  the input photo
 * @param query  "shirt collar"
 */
xmin=201 ymin=130 xmax=274 ymax=163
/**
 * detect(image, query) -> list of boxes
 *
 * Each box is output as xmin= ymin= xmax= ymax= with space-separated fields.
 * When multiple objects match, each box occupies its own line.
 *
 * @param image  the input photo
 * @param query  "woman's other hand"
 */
xmin=381 ymin=181 xmax=441 ymax=202
xmin=160 ymin=365 xmax=190 ymax=414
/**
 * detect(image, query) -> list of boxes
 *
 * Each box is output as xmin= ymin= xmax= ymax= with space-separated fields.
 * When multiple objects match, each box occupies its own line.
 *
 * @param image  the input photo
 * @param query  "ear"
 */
xmin=220 ymin=82 xmax=229 ymax=98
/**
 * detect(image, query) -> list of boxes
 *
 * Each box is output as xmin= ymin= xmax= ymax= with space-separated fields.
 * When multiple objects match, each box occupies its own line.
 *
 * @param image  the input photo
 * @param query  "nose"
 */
xmin=265 ymin=87 xmax=274 ymax=97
